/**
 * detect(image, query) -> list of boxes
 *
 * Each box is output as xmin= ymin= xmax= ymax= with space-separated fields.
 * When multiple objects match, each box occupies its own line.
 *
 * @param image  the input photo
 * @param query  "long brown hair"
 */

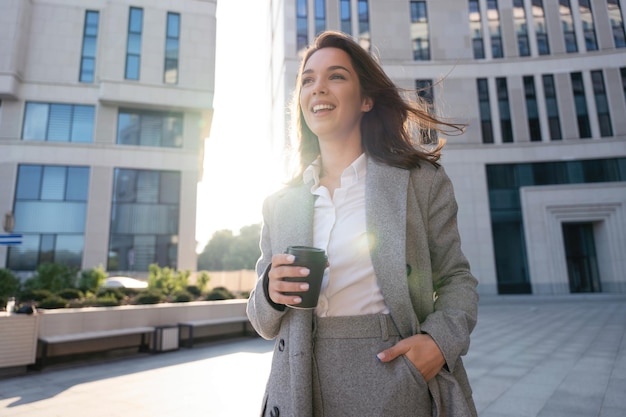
xmin=289 ymin=31 xmax=464 ymax=182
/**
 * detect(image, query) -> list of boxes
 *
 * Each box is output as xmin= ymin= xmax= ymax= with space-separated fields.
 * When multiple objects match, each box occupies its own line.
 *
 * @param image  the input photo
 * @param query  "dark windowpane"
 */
xmin=477 ymin=78 xmax=494 ymax=143
xmin=542 ymin=74 xmax=562 ymax=140
xmin=16 ymin=165 xmax=42 ymax=200
xmin=524 ymin=76 xmax=541 ymax=141
xmin=39 ymin=234 xmax=55 ymax=264
xmin=571 ymin=72 xmax=591 ymax=138
xmin=497 ymin=77 xmax=513 ymax=142
xmin=117 ymin=109 xmax=183 ymax=148
xmin=66 ymin=167 xmax=90 ymax=201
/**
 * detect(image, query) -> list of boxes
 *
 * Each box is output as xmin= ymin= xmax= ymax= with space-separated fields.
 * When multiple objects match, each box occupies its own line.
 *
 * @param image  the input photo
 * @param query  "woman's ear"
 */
xmin=362 ymin=97 xmax=374 ymax=112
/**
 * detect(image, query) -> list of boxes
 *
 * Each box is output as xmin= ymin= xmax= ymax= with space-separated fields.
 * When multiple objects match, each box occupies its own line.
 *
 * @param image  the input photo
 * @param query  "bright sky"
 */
xmin=195 ymin=1 xmax=283 ymax=251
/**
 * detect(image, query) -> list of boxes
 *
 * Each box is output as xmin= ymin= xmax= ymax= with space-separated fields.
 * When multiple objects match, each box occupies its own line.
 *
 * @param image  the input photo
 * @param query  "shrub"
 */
xmin=172 ymin=290 xmax=192 ymax=303
xmin=24 ymin=263 xmax=77 ymax=293
xmin=78 ymin=296 xmax=121 ymax=307
xmin=38 ymin=296 xmax=68 ymax=309
xmin=134 ymin=289 xmax=164 ymax=305
xmin=78 ymin=266 xmax=107 ymax=292
xmin=148 ymin=264 xmax=190 ymax=295
xmin=0 ymin=269 xmax=21 ymax=299
xmin=19 ymin=289 xmax=54 ymax=302
xmin=205 ymin=286 xmax=235 ymax=301
xmin=97 ymin=288 xmax=125 ymax=301
xmin=185 ymin=285 xmax=201 ymax=297
xmin=196 ymin=271 xmax=210 ymax=292
xmin=57 ymin=288 xmax=84 ymax=300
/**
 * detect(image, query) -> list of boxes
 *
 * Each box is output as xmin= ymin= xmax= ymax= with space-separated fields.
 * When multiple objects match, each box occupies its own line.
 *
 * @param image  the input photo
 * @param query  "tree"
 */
xmin=197 ymin=224 xmax=261 ymax=271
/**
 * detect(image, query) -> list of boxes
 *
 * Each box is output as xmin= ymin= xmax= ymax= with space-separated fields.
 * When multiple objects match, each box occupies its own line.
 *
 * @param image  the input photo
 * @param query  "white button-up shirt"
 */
xmin=303 ymin=154 xmax=389 ymax=317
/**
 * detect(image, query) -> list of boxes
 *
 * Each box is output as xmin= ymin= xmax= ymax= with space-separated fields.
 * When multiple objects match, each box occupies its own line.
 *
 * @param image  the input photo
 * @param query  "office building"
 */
xmin=269 ymin=0 xmax=626 ymax=295
xmin=0 ymin=0 xmax=217 ymax=274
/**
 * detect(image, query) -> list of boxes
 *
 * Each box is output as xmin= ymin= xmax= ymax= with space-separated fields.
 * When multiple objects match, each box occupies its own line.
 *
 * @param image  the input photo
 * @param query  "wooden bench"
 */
xmin=178 ymin=316 xmax=249 ymax=348
xmin=36 ymin=326 xmax=155 ymax=368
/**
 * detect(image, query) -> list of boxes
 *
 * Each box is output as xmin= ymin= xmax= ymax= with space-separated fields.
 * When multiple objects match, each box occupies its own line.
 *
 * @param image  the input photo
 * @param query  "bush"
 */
xmin=76 ymin=296 xmax=121 ymax=308
xmin=185 ymin=285 xmax=201 ymax=297
xmin=78 ymin=266 xmax=107 ymax=292
xmin=24 ymin=263 xmax=77 ymax=293
xmin=134 ymin=289 xmax=164 ymax=305
xmin=57 ymin=288 xmax=84 ymax=300
xmin=97 ymin=288 xmax=125 ymax=301
xmin=38 ymin=296 xmax=68 ymax=309
xmin=19 ymin=289 xmax=54 ymax=302
xmin=196 ymin=271 xmax=210 ymax=292
xmin=172 ymin=290 xmax=193 ymax=303
xmin=205 ymin=286 xmax=235 ymax=301
xmin=0 ymin=269 xmax=21 ymax=299
xmin=148 ymin=264 xmax=190 ymax=295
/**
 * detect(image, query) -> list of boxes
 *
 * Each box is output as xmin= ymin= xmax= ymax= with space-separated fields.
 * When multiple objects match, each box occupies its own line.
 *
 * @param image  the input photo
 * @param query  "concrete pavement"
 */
xmin=0 ymin=294 xmax=624 ymax=416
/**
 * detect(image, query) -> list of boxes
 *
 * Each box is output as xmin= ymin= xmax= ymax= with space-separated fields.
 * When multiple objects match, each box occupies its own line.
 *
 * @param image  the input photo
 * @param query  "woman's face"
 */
xmin=299 ymin=47 xmax=372 ymax=143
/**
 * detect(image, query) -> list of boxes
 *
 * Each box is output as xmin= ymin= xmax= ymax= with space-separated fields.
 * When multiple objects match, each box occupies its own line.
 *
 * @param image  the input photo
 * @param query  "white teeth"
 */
xmin=312 ymin=104 xmax=335 ymax=113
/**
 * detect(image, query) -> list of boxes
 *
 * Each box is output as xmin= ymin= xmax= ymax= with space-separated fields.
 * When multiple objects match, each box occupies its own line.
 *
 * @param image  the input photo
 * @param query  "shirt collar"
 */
xmin=302 ymin=153 xmax=367 ymax=189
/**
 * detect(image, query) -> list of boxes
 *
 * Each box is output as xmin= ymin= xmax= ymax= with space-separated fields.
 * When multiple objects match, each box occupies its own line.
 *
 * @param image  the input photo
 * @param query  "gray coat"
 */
xmin=247 ymin=158 xmax=479 ymax=417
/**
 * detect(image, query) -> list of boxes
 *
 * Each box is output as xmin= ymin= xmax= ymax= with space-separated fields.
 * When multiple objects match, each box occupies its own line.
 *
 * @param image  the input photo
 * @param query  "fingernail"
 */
xmin=286 ymin=255 xmax=295 ymax=262
xmin=293 ymin=297 xmax=302 ymax=304
xmin=300 ymin=283 xmax=309 ymax=290
xmin=300 ymin=268 xmax=310 ymax=275
xmin=376 ymin=352 xmax=385 ymax=361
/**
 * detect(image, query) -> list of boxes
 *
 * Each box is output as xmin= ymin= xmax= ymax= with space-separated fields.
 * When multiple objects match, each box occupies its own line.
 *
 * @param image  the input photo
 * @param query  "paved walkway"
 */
xmin=0 ymin=294 xmax=624 ymax=417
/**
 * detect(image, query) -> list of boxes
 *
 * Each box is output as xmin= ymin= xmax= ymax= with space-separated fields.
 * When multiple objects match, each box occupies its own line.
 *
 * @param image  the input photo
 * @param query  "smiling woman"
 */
xmin=195 ymin=1 xmax=279 ymax=250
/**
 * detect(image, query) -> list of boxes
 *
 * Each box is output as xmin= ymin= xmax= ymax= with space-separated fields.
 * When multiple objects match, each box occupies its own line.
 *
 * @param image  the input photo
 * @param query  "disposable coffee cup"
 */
xmin=283 ymin=246 xmax=327 ymax=309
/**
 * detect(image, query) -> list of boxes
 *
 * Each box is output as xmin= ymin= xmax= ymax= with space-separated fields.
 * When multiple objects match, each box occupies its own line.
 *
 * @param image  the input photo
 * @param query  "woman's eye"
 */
xmin=302 ymin=77 xmax=313 ymax=85
xmin=330 ymin=74 xmax=345 ymax=80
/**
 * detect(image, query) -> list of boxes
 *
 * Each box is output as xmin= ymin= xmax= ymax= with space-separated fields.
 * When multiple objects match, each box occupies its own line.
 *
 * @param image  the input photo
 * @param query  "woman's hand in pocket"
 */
xmin=376 ymin=334 xmax=445 ymax=382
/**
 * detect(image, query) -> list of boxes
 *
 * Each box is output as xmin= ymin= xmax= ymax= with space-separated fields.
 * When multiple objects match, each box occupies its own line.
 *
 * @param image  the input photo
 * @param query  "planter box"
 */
xmin=0 ymin=313 xmax=39 ymax=369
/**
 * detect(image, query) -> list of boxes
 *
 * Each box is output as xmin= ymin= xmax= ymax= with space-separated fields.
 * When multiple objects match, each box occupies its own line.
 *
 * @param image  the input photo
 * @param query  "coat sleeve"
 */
xmin=418 ymin=167 xmax=479 ymax=372
xmin=246 ymin=196 xmax=288 ymax=340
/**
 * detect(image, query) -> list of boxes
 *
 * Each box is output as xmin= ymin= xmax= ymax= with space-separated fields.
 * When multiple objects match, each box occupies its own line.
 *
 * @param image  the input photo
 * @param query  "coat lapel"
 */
xmin=366 ymin=159 xmax=418 ymax=337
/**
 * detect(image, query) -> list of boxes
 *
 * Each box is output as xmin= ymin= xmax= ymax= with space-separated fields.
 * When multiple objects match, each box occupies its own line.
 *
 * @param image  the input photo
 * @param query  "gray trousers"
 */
xmin=312 ymin=314 xmax=432 ymax=417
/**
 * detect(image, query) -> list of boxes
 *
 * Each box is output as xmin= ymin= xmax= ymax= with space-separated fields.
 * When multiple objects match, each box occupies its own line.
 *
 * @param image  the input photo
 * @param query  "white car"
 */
xmin=103 ymin=276 xmax=148 ymax=289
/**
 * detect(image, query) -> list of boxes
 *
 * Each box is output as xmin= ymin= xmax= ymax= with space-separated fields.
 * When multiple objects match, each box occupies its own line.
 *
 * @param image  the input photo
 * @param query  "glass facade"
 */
xmin=164 ymin=12 xmax=180 ymax=84
xmin=560 ymin=0 xmax=577 ymax=53
xmin=542 ymin=74 xmax=562 ymax=140
xmin=523 ymin=76 xmax=541 ymax=141
xmin=608 ymin=0 xmax=626 ymax=48
xmin=410 ymin=1 xmax=430 ymax=60
xmin=79 ymin=11 xmax=99 ymax=83
xmin=108 ymin=169 xmax=180 ymax=272
xmin=358 ymin=0 xmax=370 ymax=49
xmin=117 ymin=109 xmax=183 ymax=148
xmin=315 ymin=0 xmax=326 ymax=35
xmin=496 ymin=77 xmax=513 ymax=142
xmin=340 ymin=0 xmax=351 ymax=34
xmin=477 ymin=78 xmax=494 ymax=143
xmin=22 ymin=102 xmax=95 ymax=143
xmin=591 ymin=70 xmax=613 ymax=137
xmin=532 ymin=0 xmax=549 ymax=55
xmin=487 ymin=0 xmax=503 ymax=58
xmin=579 ymin=0 xmax=598 ymax=51
xmin=513 ymin=0 xmax=530 ymax=57
xmin=125 ymin=7 xmax=143 ymax=80
xmin=487 ymin=158 xmax=626 ymax=294
xmin=297 ymin=0 xmax=308 ymax=53
xmin=571 ymin=72 xmax=592 ymax=138
xmin=8 ymin=165 xmax=89 ymax=270
xmin=469 ymin=0 xmax=485 ymax=59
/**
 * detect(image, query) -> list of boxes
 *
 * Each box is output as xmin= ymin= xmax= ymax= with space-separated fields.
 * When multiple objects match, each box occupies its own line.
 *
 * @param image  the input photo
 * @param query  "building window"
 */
xmin=164 ymin=13 xmax=180 ymax=84
xmin=523 ymin=76 xmax=541 ymax=141
xmin=358 ymin=0 xmax=370 ymax=50
xmin=79 ymin=11 xmax=99 ymax=83
xmin=578 ymin=0 xmax=598 ymax=51
xmin=591 ymin=70 xmax=613 ymax=137
xmin=608 ymin=0 xmax=626 ymax=48
xmin=571 ymin=72 xmax=592 ymax=138
xmin=410 ymin=1 xmax=430 ymax=60
xmin=488 ymin=0 xmax=503 ymax=58
xmin=532 ymin=0 xmax=549 ymax=55
xmin=560 ymin=0 xmax=577 ymax=53
xmin=340 ymin=0 xmax=352 ymax=34
xmin=297 ymin=0 xmax=308 ymax=53
xmin=477 ymin=78 xmax=494 ymax=143
xmin=542 ymin=74 xmax=562 ymax=140
xmin=513 ymin=0 xmax=530 ymax=57
xmin=315 ymin=0 xmax=326 ymax=35
xmin=621 ymin=67 xmax=626 ymax=103
xmin=125 ymin=7 xmax=143 ymax=80
xmin=108 ymin=169 xmax=180 ymax=271
xmin=497 ymin=78 xmax=513 ymax=142
xmin=117 ymin=109 xmax=183 ymax=148
xmin=22 ymin=102 xmax=95 ymax=143
xmin=469 ymin=0 xmax=485 ymax=59
xmin=8 ymin=165 xmax=89 ymax=270
xmin=416 ymin=79 xmax=436 ymax=144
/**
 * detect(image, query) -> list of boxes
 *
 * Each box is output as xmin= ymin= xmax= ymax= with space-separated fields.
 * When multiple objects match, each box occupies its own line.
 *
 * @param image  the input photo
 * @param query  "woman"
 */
xmin=247 ymin=31 xmax=478 ymax=417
